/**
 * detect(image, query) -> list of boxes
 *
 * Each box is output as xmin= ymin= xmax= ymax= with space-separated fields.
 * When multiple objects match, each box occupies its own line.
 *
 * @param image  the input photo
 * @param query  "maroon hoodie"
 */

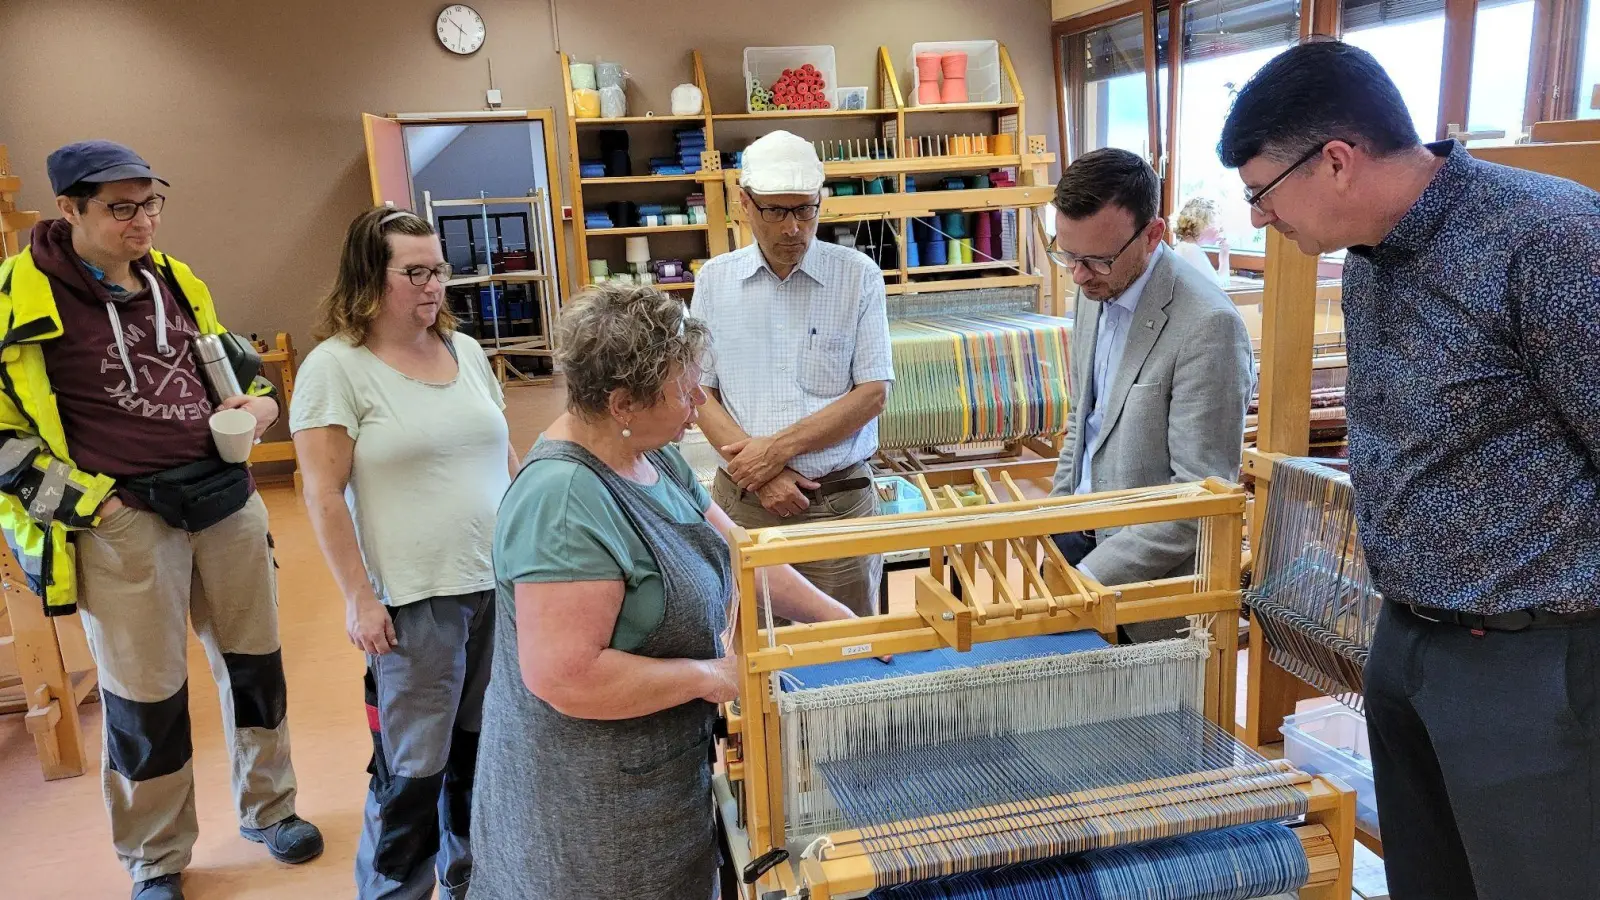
xmin=28 ymin=220 xmax=221 ymax=499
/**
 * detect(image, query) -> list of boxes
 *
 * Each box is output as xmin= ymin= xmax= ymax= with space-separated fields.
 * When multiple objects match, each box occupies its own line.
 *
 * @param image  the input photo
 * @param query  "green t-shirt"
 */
xmin=495 ymin=440 xmax=713 ymax=651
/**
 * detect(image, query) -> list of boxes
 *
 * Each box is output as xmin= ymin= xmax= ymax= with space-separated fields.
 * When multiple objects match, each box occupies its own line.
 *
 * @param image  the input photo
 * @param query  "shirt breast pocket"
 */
xmin=797 ymin=331 xmax=852 ymax=397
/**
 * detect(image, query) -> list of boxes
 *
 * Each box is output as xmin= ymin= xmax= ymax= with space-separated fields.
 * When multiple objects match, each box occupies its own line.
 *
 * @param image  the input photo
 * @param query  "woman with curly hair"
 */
xmin=469 ymin=283 xmax=856 ymax=899
xmin=1173 ymin=196 xmax=1231 ymax=286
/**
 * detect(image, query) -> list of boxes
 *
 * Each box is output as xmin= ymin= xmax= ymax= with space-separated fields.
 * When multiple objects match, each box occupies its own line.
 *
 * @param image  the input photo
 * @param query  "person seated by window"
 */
xmin=1172 ymin=196 xmax=1231 ymax=287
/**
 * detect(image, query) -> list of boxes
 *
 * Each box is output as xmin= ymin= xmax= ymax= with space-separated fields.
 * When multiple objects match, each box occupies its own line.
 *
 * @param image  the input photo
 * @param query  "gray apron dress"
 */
xmin=468 ymin=440 xmax=731 ymax=900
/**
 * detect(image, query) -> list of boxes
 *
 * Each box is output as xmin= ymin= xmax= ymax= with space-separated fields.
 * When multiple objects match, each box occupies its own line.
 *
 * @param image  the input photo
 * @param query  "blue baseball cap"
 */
xmin=46 ymin=140 xmax=169 ymax=196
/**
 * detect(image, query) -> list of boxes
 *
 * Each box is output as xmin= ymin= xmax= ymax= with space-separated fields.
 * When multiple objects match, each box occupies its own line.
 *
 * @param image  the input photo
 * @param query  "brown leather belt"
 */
xmin=718 ymin=463 xmax=872 ymax=502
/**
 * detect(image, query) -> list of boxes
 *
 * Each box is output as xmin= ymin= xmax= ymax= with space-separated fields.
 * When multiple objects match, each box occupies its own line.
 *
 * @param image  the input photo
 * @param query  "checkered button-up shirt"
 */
xmin=690 ymin=241 xmax=894 ymax=480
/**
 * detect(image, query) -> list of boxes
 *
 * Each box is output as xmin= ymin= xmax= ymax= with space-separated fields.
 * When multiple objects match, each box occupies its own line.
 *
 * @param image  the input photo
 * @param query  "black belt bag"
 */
xmin=122 ymin=458 xmax=251 ymax=533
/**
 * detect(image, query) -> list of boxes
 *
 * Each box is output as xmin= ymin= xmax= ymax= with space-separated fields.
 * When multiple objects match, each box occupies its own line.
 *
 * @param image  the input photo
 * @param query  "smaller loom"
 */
xmin=718 ymin=478 xmax=1356 ymax=900
xmin=1244 ymin=456 xmax=1381 ymax=711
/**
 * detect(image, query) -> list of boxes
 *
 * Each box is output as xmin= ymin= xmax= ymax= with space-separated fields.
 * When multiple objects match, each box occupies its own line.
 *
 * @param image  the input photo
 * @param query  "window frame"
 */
xmin=1051 ymin=0 xmax=1589 ymax=258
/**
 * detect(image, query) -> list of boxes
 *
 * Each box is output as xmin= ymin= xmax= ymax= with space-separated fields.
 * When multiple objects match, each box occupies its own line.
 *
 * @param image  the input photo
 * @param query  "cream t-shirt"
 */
xmin=290 ymin=331 xmax=510 ymax=607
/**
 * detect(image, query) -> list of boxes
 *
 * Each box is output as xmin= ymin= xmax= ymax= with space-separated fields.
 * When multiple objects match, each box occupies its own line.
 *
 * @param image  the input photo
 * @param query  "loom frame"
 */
xmin=721 ymin=477 xmax=1357 ymax=900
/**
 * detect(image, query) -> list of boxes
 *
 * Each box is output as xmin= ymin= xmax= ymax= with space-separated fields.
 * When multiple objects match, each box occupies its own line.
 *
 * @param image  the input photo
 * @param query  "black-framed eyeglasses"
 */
xmin=1243 ymin=142 xmax=1333 ymax=212
xmin=387 ymin=263 xmax=454 ymax=286
xmin=748 ymin=198 xmax=821 ymax=223
xmin=1045 ymin=222 xmax=1149 ymax=276
xmin=89 ymin=195 xmax=165 ymax=222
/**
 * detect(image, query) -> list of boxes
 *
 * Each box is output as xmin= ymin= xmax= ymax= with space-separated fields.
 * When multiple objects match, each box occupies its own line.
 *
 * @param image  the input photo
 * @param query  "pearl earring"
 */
xmin=621 ymin=427 xmax=632 ymax=438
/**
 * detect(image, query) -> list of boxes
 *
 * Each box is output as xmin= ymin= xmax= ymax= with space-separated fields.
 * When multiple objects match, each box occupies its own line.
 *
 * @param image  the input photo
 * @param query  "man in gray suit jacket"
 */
xmin=1045 ymin=150 xmax=1253 ymax=629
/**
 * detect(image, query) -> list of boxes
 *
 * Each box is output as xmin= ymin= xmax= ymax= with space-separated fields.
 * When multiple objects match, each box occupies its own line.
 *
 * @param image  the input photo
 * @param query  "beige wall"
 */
xmin=0 ymin=0 xmax=1057 ymax=349
xmin=1052 ymin=0 xmax=1120 ymax=21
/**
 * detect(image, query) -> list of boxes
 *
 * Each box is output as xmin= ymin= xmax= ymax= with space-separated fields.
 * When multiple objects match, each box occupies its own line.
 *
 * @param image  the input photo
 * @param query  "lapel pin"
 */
xmin=1144 ymin=319 xmax=1155 ymax=328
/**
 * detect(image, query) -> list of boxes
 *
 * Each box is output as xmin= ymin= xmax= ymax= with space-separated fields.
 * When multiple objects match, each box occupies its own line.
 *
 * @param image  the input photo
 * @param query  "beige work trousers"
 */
xmin=76 ymin=493 xmax=297 ymax=881
xmin=712 ymin=464 xmax=881 ymax=618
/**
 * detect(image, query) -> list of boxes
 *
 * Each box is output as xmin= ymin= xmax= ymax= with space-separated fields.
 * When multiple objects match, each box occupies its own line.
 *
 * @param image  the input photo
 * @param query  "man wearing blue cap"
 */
xmin=0 ymin=141 xmax=322 ymax=900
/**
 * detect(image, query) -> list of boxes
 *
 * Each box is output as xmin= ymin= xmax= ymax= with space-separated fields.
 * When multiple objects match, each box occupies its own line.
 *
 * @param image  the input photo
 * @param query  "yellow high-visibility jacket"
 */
xmin=0 ymin=247 xmax=263 ymax=615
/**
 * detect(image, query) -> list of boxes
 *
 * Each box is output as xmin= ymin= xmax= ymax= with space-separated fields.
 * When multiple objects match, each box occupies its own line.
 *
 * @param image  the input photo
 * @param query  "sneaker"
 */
xmin=132 ymin=874 xmax=183 ymax=900
xmin=240 ymin=814 xmax=325 ymax=864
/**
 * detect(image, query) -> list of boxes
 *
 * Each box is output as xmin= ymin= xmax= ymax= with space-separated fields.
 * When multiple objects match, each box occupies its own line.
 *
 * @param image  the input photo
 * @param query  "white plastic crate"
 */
xmin=1281 ymin=704 xmax=1381 ymax=838
xmin=743 ymin=45 xmax=837 ymax=113
xmin=907 ymin=40 xmax=1002 ymax=107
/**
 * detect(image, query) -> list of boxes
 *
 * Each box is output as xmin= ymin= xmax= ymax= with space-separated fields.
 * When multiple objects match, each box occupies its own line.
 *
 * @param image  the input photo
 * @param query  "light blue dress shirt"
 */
xmin=1075 ymin=243 xmax=1166 ymax=496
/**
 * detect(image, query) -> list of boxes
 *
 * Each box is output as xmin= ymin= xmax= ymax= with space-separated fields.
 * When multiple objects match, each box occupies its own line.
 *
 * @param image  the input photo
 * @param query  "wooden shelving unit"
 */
xmin=556 ymin=44 xmax=1056 ymax=310
xmin=560 ymin=50 xmax=729 ymax=297
xmin=705 ymin=44 xmax=1056 ymax=311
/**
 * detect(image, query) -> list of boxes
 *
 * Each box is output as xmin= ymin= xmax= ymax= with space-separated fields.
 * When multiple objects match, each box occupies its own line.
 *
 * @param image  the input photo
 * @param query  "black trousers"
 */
xmin=1050 ymin=530 xmax=1096 ymax=567
xmin=1365 ymin=603 xmax=1600 ymax=899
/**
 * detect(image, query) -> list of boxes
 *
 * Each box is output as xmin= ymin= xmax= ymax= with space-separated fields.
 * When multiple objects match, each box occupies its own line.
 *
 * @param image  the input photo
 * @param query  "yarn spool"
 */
xmin=946 ymin=239 xmax=962 ymax=266
xmin=915 ymin=52 xmax=942 ymax=104
xmin=993 ymin=132 xmax=1016 ymax=156
xmin=940 ymin=51 xmax=969 ymax=103
xmin=607 ymin=201 xmax=639 ymax=228
xmin=665 ymin=213 xmax=689 ymax=226
xmin=573 ymin=89 xmax=601 ymax=118
xmin=599 ymin=86 xmax=627 ymax=119
xmin=570 ymin=63 xmax=597 ymax=91
xmin=924 ymin=238 xmax=948 ymax=266
xmin=625 ymin=236 xmax=651 ymax=267
xmin=588 ymin=259 xmax=609 ymax=280
xmin=974 ymin=212 xmax=994 ymax=261
xmin=957 ymin=238 xmax=974 ymax=265
xmin=907 ymin=240 xmax=921 ymax=268
xmin=670 ymin=83 xmax=704 ymax=116
xmin=941 ymin=212 xmax=967 ymax=239
xmin=595 ymin=61 xmax=625 ymax=89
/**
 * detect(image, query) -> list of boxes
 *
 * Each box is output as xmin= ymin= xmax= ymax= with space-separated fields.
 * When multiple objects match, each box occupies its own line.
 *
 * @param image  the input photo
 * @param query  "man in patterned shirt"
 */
xmin=691 ymin=131 xmax=894 ymax=617
xmin=1221 ymin=41 xmax=1600 ymax=900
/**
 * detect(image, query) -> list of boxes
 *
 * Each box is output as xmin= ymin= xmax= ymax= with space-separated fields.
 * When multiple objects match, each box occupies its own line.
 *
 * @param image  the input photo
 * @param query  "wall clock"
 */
xmin=436 ymin=5 xmax=485 ymax=55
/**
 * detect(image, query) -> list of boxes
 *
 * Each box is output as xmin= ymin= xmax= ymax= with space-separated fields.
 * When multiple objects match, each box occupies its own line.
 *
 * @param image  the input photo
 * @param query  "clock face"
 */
xmin=436 ymin=5 xmax=485 ymax=55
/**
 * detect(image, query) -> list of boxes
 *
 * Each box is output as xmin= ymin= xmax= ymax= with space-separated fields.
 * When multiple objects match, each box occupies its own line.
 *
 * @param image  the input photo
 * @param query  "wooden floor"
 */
xmin=0 ymin=378 xmax=1384 ymax=899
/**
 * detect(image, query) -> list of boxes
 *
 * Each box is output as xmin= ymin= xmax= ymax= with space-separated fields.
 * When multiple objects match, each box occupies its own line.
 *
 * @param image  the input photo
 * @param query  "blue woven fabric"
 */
xmin=865 ymin=822 xmax=1309 ymax=900
xmin=782 ymin=630 xmax=1109 ymax=691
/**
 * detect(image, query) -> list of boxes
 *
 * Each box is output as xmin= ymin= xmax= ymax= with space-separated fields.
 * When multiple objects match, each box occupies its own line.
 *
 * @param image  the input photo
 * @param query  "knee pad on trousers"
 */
xmin=442 ymin=727 xmax=479 ymax=838
xmin=223 ymin=649 xmax=287 ymax=730
xmin=104 ymin=682 xmax=192 ymax=781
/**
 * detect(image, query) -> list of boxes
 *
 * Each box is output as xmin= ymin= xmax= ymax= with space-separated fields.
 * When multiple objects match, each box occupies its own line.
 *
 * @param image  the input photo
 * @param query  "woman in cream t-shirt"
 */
xmin=291 ymin=208 xmax=516 ymax=900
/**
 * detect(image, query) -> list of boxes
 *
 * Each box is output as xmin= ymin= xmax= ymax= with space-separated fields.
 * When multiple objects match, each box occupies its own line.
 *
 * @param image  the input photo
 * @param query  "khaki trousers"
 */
xmin=712 ymin=464 xmax=881 ymax=618
xmin=76 ymin=493 xmax=297 ymax=881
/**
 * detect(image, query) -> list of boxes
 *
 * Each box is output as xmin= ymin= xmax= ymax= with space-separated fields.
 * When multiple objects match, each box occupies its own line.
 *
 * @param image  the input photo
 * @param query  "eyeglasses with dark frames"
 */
xmin=747 ymin=197 xmax=821 ymax=223
xmin=1043 ymin=221 xmax=1151 ymax=276
xmin=89 ymin=195 xmax=166 ymax=222
xmin=387 ymin=263 xmax=454 ymax=286
xmin=1243 ymin=142 xmax=1334 ymax=212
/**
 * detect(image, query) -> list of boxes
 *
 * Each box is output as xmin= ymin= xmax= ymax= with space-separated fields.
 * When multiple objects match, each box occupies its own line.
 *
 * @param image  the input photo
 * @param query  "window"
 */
xmin=1580 ymin=0 xmax=1600 ymax=119
xmin=1063 ymin=12 xmax=1155 ymax=158
xmin=1174 ymin=0 xmax=1302 ymax=252
xmin=1466 ymin=0 xmax=1538 ymax=141
xmin=1341 ymin=0 xmax=1446 ymax=142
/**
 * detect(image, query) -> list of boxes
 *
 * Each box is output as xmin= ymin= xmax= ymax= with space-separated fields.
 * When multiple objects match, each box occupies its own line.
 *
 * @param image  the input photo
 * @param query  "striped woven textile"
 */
xmin=880 ymin=311 xmax=1072 ymax=450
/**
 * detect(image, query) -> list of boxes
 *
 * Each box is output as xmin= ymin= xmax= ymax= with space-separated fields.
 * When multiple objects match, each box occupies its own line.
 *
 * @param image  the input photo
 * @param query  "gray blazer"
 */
xmin=1049 ymin=248 xmax=1254 ymax=586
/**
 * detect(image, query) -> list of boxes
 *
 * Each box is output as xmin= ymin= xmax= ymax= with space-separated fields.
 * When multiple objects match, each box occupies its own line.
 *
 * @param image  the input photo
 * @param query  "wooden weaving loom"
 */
xmin=717 ymin=478 xmax=1356 ymax=900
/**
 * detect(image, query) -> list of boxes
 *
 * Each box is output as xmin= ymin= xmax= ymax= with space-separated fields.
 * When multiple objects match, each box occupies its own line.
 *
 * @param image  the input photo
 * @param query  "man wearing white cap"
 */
xmin=691 ymin=130 xmax=894 ymax=617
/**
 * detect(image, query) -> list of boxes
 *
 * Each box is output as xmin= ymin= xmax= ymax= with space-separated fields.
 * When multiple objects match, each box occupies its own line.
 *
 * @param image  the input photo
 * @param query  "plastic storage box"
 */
xmin=743 ymin=45 xmax=838 ymax=113
xmin=1281 ymin=704 xmax=1380 ymax=838
xmin=907 ymin=40 xmax=1002 ymax=107
xmin=876 ymin=476 xmax=927 ymax=516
